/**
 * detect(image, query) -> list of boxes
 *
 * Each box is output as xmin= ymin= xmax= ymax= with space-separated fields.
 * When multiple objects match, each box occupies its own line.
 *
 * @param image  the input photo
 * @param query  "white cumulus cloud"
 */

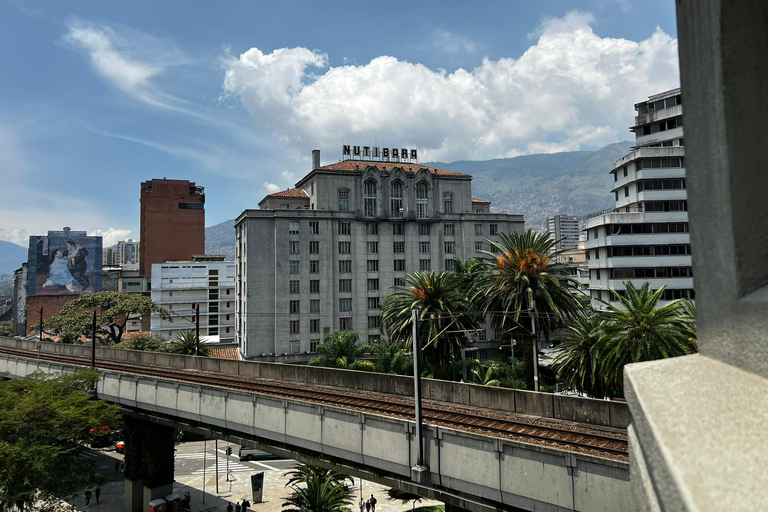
xmin=88 ymin=228 xmax=133 ymax=247
xmin=263 ymin=182 xmax=281 ymax=194
xmin=222 ymin=11 xmax=679 ymax=162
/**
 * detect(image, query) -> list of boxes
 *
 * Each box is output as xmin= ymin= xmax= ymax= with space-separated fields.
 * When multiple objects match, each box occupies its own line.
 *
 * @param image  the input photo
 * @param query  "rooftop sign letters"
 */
xmin=342 ymin=145 xmax=418 ymax=163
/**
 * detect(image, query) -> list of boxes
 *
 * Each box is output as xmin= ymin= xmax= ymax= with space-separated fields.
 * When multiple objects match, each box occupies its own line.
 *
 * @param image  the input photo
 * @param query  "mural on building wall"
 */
xmin=27 ymin=229 xmax=102 ymax=296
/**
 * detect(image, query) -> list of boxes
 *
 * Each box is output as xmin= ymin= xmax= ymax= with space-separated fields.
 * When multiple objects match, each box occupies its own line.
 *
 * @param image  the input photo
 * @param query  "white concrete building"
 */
xmin=235 ymin=151 xmax=525 ymax=362
xmin=116 ymin=239 xmax=140 ymax=271
xmin=547 ymin=214 xmax=580 ymax=251
xmin=585 ymin=88 xmax=694 ymax=308
xmin=150 ymin=256 xmax=236 ymax=343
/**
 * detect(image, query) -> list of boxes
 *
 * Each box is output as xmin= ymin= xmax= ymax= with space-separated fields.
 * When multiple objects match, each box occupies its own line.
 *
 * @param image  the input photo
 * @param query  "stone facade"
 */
xmin=235 ymin=155 xmax=524 ymax=362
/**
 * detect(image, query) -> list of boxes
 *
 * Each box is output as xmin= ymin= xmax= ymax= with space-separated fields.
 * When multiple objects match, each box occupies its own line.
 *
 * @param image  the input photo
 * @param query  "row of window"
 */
xmin=606 ymin=244 xmax=691 ymax=257
xmin=288 ymin=221 xmax=499 ymax=237
xmin=636 ymin=94 xmax=681 ymax=115
xmin=606 ymin=222 xmax=689 ymax=235
xmin=638 ymin=179 xmax=686 ymax=191
xmin=290 ymin=316 xmax=382 ymax=334
xmin=644 ymin=200 xmax=688 ymax=212
xmin=614 ymin=158 xmax=686 ymax=182
xmin=609 ymin=266 xmax=693 ymax=279
xmin=638 ymin=116 xmax=683 ymax=136
xmin=289 ymin=296 xmax=383 ymax=312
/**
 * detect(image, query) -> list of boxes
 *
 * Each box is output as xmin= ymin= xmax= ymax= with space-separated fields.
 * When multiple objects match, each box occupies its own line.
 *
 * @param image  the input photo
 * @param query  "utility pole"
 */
xmin=215 ymin=439 xmax=219 ymax=493
xmin=39 ymin=307 xmax=44 ymax=342
xmin=531 ymin=299 xmax=540 ymax=392
xmin=91 ymin=310 xmax=97 ymax=367
xmin=195 ymin=304 xmax=200 ymax=356
xmin=202 ymin=439 xmax=206 ymax=503
xmin=410 ymin=309 xmax=428 ymax=483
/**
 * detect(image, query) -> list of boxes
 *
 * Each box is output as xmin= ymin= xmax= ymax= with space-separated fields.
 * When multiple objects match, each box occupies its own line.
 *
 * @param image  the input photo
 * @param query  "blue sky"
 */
xmin=0 ymin=0 xmax=679 ymax=247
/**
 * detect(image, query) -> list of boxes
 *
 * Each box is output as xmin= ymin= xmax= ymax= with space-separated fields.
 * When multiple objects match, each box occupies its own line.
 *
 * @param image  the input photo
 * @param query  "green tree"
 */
xmin=114 ymin=333 xmax=171 ymax=352
xmin=553 ymin=314 xmax=612 ymax=398
xmin=307 ymin=331 xmax=366 ymax=369
xmin=0 ymin=369 xmax=119 ymax=511
xmin=473 ymin=230 xmax=583 ymax=390
xmin=381 ymin=271 xmax=476 ymax=379
xmin=169 ymin=330 xmax=209 ymax=356
xmin=46 ymin=292 xmax=171 ymax=344
xmin=598 ymin=282 xmax=697 ymax=392
xmin=282 ymin=465 xmax=354 ymax=512
xmin=369 ymin=340 xmax=413 ymax=375
xmin=470 ymin=359 xmax=504 ymax=387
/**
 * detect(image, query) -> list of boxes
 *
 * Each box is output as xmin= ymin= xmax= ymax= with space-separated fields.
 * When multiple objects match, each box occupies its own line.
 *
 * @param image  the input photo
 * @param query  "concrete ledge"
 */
xmin=514 ymin=389 xmax=554 ymax=418
xmin=554 ymin=394 xmax=610 ymax=426
xmin=625 ymin=354 xmax=768 ymax=512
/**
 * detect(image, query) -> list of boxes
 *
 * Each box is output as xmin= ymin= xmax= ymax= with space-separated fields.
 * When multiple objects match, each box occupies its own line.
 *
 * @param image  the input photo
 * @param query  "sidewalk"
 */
xmin=66 ymin=448 xmax=442 ymax=511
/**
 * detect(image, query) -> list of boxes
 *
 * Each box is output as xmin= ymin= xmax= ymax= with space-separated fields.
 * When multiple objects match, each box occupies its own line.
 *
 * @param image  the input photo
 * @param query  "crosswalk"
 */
xmin=177 ymin=453 xmax=281 ymax=473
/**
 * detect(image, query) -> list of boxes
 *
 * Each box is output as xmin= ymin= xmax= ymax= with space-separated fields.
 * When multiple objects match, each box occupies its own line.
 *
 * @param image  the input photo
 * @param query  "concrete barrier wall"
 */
xmin=0 ymin=336 xmax=630 ymax=428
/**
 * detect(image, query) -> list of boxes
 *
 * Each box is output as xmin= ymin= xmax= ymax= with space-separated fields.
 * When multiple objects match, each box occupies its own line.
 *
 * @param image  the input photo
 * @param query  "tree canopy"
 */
xmin=307 ymin=330 xmax=366 ymax=369
xmin=282 ymin=465 xmax=354 ymax=512
xmin=0 ymin=369 xmax=119 ymax=511
xmin=43 ymin=291 xmax=171 ymax=344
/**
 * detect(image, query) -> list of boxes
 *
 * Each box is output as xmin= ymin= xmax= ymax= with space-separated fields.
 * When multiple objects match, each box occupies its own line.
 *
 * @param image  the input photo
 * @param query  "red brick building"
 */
xmin=139 ymin=179 xmax=205 ymax=276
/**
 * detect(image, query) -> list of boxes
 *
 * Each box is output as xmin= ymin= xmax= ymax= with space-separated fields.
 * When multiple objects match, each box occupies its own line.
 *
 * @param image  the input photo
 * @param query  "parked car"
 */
xmin=238 ymin=447 xmax=280 ymax=461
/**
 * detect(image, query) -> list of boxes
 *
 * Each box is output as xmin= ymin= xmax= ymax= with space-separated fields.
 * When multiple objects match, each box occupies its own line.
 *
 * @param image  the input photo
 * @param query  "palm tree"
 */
xmin=282 ymin=465 xmax=354 ymax=512
xmin=169 ymin=330 xmax=209 ymax=356
xmin=470 ymin=359 xmax=503 ymax=386
xmin=553 ymin=314 xmax=611 ymax=398
xmin=307 ymin=330 xmax=366 ymax=368
xmin=473 ymin=230 xmax=583 ymax=390
xmin=381 ymin=271 xmax=476 ymax=378
xmin=598 ymin=282 xmax=697 ymax=392
xmin=370 ymin=340 xmax=413 ymax=375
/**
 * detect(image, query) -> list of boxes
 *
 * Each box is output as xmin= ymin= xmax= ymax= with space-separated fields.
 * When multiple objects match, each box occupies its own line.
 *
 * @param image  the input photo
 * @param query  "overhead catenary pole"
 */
xmin=412 ymin=309 xmax=424 ymax=467
xmin=39 ymin=307 xmax=44 ymax=342
xmin=91 ymin=309 xmax=97 ymax=367
xmin=202 ymin=439 xmax=206 ymax=503
xmin=215 ymin=438 xmax=219 ymax=494
xmin=531 ymin=298 xmax=540 ymax=392
xmin=195 ymin=304 xmax=200 ymax=356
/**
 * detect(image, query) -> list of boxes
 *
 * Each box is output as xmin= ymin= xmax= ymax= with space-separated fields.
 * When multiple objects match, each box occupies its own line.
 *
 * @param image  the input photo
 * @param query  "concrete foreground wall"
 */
xmin=0 ymin=353 xmax=633 ymax=512
xmin=0 ymin=337 xmax=630 ymax=429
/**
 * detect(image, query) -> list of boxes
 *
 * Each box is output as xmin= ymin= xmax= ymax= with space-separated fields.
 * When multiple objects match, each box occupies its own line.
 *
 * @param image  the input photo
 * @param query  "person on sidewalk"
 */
xmin=95 ymin=486 xmax=101 ymax=505
xmin=114 ymin=459 xmax=120 ymax=474
xmin=84 ymin=490 xmax=91 ymax=509
xmin=365 ymin=499 xmax=371 ymax=512
xmin=227 ymin=502 xmax=233 ymax=512
xmin=370 ymin=494 xmax=377 ymax=511
xmin=235 ymin=502 xmax=241 ymax=512
xmin=359 ymin=498 xmax=365 ymax=512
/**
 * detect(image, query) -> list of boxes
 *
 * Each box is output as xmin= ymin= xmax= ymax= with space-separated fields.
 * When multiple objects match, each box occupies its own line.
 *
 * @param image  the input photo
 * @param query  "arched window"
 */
xmin=416 ymin=182 xmax=429 ymax=218
xmin=364 ymin=180 xmax=377 ymax=217
xmin=391 ymin=181 xmax=403 ymax=217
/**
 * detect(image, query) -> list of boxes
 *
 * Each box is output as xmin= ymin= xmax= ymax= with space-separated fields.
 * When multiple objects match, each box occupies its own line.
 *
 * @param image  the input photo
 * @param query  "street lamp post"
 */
xmin=410 ymin=309 xmax=429 ymax=484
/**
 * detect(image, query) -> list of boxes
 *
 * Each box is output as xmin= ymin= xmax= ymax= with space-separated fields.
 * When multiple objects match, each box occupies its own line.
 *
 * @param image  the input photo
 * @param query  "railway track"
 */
xmin=0 ymin=346 xmax=628 ymax=460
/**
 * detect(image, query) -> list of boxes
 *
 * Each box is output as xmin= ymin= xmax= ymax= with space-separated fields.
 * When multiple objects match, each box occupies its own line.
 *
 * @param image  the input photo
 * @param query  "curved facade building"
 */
xmin=586 ymin=88 xmax=694 ymax=308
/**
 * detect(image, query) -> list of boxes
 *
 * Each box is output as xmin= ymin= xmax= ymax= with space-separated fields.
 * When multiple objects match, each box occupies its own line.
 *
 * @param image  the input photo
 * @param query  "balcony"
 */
xmin=613 ymin=146 xmax=685 ymax=169
xmin=634 ymin=104 xmax=683 ymax=127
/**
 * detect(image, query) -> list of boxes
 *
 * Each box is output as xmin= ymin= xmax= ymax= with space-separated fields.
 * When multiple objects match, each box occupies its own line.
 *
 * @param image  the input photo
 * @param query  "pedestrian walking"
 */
xmin=242 ymin=499 xmax=250 ymax=510
xmin=227 ymin=502 xmax=233 ymax=512
xmin=235 ymin=501 xmax=241 ymax=512
xmin=359 ymin=498 xmax=365 ymax=512
xmin=370 ymin=494 xmax=377 ymax=511
xmin=95 ymin=486 xmax=101 ymax=505
xmin=120 ymin=460 xmax=125 ymax=473
xmin=84 ymin=490 xmax=91 ymax=509
xmin=114 ymin=459 xmax=120 ymax=473
xmin=366 ymin=499 xmax=371 ymax=512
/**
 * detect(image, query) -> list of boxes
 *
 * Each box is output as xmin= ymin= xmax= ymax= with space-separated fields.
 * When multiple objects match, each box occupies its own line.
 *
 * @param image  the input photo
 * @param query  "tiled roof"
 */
xmin=313 ymin=160 xmax=471 ymax=178
xmin=209 ymin=347 xmax=241 ymax=360
xmin=265 ymin=188 xmax=308 ymax=199
xmin=471 ymin=198 xmax=491 ymax=203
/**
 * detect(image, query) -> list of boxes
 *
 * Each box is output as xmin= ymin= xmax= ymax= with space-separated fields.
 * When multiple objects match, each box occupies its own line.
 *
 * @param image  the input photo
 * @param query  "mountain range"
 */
xmin=0 ymin=142 xmax=632 ymax=274
xmin=204 ymin=140 xmax=632 ymax=257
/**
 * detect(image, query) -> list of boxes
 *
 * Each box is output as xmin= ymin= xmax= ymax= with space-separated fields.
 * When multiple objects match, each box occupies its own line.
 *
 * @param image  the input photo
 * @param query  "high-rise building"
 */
xmin=150 ymin=255 xmax=235 ymax=342
xmin=547 ymin=214 xmax=580 ymax=252
xmin=235 ymin=150 xmax=525 ymax=362
xmin=116 ymin=239 xmax=140 ymax=269
xmin=139 ymin=179 xmax=205 ymax=276
xmin=102 ymin=248 xmax=114 ymax=266
xmin=585 ymin=88 xmax=693 ymax=308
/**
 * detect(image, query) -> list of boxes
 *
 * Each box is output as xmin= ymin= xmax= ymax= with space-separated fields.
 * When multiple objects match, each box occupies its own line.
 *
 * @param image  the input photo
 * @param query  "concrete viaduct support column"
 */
xmin=123 ymin=416 xmax=176 ymax=512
